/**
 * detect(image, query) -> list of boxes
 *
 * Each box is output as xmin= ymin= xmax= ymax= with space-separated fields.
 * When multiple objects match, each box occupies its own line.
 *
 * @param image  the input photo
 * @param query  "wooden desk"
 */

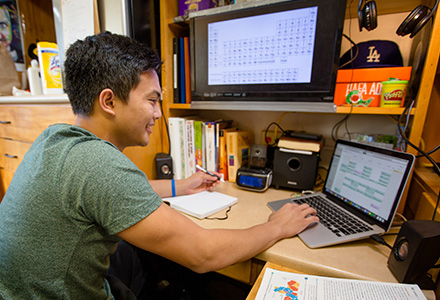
xmin=191 ymin=182 xmax=401 ymax=284
xmin=246 ymin=262 xmax=435 ymax=300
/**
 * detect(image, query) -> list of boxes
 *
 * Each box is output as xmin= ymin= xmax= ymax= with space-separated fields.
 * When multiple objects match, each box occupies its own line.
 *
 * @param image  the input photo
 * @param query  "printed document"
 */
xmin=255 ymin=268 xmax=427 ymax=300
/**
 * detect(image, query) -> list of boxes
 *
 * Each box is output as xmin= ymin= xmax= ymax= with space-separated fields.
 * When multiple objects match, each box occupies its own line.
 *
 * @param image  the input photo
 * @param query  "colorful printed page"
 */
xmin=255 ymin=268 xmax=427 ymax=300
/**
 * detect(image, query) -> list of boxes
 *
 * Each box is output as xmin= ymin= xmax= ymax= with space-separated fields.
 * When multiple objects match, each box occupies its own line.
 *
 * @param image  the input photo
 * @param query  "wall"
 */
xmin=341 ymin=12 xmax=414 ymax=66
xmin=195 ymin=110 xmax=398 ymax=167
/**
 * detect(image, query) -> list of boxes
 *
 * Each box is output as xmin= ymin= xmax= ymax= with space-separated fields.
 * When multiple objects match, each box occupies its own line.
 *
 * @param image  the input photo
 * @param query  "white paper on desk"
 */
xmin=163 ymin=191 xmax=237 ymax=219
xmin=255 ymin=268 xmax=427 ymax=300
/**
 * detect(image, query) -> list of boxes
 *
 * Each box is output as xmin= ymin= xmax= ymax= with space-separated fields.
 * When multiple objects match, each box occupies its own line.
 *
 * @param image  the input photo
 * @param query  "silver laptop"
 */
xmin=268 ymin=139 xmax=415 ymax=248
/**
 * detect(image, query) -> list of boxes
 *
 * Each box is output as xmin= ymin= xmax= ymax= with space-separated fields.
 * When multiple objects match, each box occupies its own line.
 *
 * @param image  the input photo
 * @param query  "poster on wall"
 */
xmin=0 ymin=0 xmax=25 ymax=71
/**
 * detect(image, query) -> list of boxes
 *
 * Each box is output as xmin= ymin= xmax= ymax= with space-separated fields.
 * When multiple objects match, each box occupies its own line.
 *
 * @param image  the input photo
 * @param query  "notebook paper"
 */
xmin=163 ymin=191 xmax=237 ymax=219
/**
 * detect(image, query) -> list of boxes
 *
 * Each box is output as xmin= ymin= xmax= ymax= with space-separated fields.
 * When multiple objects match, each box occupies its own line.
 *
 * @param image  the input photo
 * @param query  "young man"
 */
xmin=0 ymin=32 xmax=318 ymax=299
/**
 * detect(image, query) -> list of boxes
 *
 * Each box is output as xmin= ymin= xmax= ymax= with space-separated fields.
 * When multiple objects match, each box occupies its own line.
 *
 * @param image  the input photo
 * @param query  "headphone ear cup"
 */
xmin=358 ymin=0 xmax=365 ymax=31
xmin=396 ymin=5 xmax=429 ymax=37
xmin=364 ymin=0 xmax=377 ymax=31
xmin=358 ymin=0 xmax=377 ymax=31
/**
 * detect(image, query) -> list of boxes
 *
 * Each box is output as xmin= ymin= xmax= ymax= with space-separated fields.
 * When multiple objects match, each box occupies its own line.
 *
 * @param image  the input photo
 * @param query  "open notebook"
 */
xmin=268 ymin=139 xmax=415 ymax=248
xmin=163 ymin=191 xmax=237 ymax=219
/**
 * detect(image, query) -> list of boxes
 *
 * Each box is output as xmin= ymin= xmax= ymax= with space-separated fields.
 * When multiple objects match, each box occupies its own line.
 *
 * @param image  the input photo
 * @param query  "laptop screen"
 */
xmin=324 ymin=140 xmax=414 ymax=227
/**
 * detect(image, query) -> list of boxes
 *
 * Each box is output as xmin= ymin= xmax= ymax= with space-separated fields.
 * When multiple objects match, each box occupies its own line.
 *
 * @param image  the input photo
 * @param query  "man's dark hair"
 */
xmin=63 ymin=31 xmax=163 ymax=116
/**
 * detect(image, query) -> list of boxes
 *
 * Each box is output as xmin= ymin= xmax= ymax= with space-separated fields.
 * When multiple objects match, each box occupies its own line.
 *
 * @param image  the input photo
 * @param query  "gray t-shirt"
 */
xmin=0 ymin=124 xmax=162 ymax=299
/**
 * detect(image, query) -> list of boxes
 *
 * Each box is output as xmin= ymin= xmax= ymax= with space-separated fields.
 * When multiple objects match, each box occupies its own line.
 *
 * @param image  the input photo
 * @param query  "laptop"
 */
xmin=268 ymin=139 xmax=415 ymax=248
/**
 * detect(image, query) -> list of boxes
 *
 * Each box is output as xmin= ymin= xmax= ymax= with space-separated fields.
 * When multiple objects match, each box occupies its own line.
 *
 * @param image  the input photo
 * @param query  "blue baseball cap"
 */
xmin=339 ymin=40 xmax=404 ymax=69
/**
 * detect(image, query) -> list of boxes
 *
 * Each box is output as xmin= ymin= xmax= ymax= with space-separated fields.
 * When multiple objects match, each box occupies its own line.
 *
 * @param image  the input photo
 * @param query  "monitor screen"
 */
xmin=190 ymin=0 xmax=346 ymax=105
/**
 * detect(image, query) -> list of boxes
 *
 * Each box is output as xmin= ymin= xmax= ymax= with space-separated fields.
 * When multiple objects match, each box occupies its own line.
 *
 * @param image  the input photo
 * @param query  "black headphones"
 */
xmin=397 ymin=0 xmax=439 ymax=38
xmin=358 ymin=0 xmax=377 ymax=31
xmin=358 ymin=0 xmax=439 ymax=38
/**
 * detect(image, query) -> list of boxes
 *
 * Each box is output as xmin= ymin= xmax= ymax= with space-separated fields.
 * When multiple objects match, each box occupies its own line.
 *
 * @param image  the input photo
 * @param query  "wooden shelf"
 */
xmin=170 ymin=103 xmax=415 ymax=115
xmin=169 ymin=103 xmax=191 ymax=110
xmin=0 ymin=94 xmax=69 ymax=104
xmin=336 ymin=106 xmax=416 ymax=115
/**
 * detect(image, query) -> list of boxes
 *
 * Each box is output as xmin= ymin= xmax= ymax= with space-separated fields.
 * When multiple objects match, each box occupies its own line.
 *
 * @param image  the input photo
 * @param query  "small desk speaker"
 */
xmin=155 ymin=153 xmax=173 ymax=179
xmin=387 ymin=220 xmax=440 ymax=289
xmin=272 ymin=148 xmax=319 ymax=190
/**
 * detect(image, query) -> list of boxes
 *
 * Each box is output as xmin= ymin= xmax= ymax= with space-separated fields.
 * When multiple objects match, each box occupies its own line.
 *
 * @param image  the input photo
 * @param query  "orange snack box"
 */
xmin=334 ymin=67 xmax=412 ymax=107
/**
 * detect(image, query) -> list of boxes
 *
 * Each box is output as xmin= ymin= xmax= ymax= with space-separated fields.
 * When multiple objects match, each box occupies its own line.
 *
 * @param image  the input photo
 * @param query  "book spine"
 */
xmin=227 ymin=132 xmax=237 ymax=182
xmin=194 ymin=120 xmax=203 ymax=168
xmin=218 ymin=129 xmax=228 ymax=181
xmin=184 ymin=36 xmax=191 ymax=104
xmin=168 ymin=117 xmax=183 ymax=179
xmin=178 ymin=118 xmax=186 ymax=178
xmin=201 ymin=122 xmax=207 ymax=169
xmin=185 ymin=119 xmax=196 ymax=178
xmin=179 ymin=37 xmax=186 ymax=104
xmin=173 ymin=38 xmax=180 ymax=104
xmin=205 ymin=122 xmax=216 ymax=172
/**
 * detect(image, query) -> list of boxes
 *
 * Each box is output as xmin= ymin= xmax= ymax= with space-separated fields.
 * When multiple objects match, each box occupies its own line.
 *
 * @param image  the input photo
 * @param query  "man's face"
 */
xmin=113 ymin=70 xmax=162 ymax=150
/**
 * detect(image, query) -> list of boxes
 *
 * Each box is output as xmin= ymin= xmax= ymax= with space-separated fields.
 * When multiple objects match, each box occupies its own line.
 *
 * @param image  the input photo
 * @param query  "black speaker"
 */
xmin=249 ymin=144 xmax=267 ymax=169
xmin=155 ymin=153 xmax=174 ymax=179
xmin=272 ymin=148 xmax=319 ymax=190
xmin=387 ymin=220 xmax=440 ymax=289
xmin=358 ymin=0 xmax=377 ymax=31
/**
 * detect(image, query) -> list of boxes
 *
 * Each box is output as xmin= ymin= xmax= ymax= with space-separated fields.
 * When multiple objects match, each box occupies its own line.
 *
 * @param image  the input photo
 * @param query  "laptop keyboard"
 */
xmin=292 ymin=196 xmax=374 ymax=237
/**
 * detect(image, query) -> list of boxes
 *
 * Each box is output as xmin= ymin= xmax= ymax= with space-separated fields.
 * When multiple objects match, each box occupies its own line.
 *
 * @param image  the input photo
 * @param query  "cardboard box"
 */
xmin=334 ymin=67 xmax=412 ymax=107
xmin=179 ymin=0 xmax=216 ymax=16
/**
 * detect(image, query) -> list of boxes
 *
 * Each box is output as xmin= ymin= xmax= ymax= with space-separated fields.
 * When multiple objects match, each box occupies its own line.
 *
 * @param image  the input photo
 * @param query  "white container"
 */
xmin=37 ymin=42 xmax=64 ymax=95
xmin=27 ymin=59 xmax=43 ymax=96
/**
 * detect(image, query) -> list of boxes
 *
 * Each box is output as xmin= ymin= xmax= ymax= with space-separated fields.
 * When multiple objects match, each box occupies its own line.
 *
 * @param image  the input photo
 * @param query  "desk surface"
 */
xmin=192 ymin=182 xmax=399 ymax=283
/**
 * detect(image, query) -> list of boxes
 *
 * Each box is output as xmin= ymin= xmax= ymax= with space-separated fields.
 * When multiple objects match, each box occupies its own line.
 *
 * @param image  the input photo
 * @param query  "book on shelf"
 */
xmin=226 ymin=130 xmax=254 ymax=183
xmin=178 ymin=37 xmax=186 ymax=103
xmin=163 ymin=191 xmax=238 ymax=219
xmin=172 ymin=38 xmax=180 ymax=103
xmin=218 ymin=127 xmax=237 ymax=181
xmin=184 ymin=118 xmax=196 ymax=178
xmin=168 ymin=117 xmax=186 ymax=179
xmin=193 ymin=120 xmax=204 ymax=169
xmin=215 ymin=119 xmax=235 ymax=171
xmin=277 ymin=135 xmax=323 ymax=152
xmin=172 ymin=37 xmax=192 ymax=104
xmin=183 ymin=36 xmax=191 ymax=104
xmin=204 ymin=121 xmax=216 ymax=172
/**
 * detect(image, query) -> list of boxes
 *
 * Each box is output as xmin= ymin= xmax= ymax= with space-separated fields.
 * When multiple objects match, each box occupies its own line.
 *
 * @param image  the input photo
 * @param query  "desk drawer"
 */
xmin=0 ymin=105 xmax=75 ymax=142
xmin=0 ymin=138 xmax=31 ymax=172
xmin=0 ymin=168 xmax=14 ymax=199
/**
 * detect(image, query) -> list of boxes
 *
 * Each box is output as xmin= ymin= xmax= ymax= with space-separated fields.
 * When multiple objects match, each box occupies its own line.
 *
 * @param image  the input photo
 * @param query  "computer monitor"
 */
xmin=190 ymin=0 xmax=347 ymax=110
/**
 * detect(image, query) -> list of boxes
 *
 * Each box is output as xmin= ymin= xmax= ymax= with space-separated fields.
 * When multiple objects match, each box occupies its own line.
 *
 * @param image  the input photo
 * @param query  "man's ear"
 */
xmin=98 ymin=88 xmax=116 ymax=116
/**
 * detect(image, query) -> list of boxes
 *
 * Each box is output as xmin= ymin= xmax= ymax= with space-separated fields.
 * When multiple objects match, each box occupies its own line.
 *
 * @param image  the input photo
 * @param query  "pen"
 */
xmin=196 ymin=165 xmax=225 ymax=182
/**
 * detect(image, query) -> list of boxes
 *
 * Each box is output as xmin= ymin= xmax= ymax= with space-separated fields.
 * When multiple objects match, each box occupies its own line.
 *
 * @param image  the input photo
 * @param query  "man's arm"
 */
xmin=117 ymin=202 xmax=317 ymax=273
xmin=149 ymin=171 xmax=220 ymax=198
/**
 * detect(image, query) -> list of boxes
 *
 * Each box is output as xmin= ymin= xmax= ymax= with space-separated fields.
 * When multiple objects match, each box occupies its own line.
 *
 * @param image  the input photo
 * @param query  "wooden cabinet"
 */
xmin=0 ymin=104 xmax=76 ymax=199
xmin=0 ymin=101 xmax=164 ymax=200
xmin=405 ymin=166 xmax=440 ymax=220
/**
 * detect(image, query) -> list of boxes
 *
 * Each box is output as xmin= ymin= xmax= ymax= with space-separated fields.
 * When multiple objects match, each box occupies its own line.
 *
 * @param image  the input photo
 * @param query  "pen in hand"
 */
xmin=196 ymin=165 xmax=225 ymax=182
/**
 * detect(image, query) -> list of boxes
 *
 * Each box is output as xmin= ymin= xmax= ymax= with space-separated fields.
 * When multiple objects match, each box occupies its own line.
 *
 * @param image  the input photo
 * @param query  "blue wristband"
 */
xmin=171 ymin=179 xmax=176 ymax=197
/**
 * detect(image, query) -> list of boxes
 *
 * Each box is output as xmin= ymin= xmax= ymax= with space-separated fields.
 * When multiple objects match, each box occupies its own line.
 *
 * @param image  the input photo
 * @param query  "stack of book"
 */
xmin=173 ymin=37 xmax=191 ymax=104
xmin=277 ymin=133 xmax=323 ymax=153
xmin=168 ymin=116 xmax=253 ymax=182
